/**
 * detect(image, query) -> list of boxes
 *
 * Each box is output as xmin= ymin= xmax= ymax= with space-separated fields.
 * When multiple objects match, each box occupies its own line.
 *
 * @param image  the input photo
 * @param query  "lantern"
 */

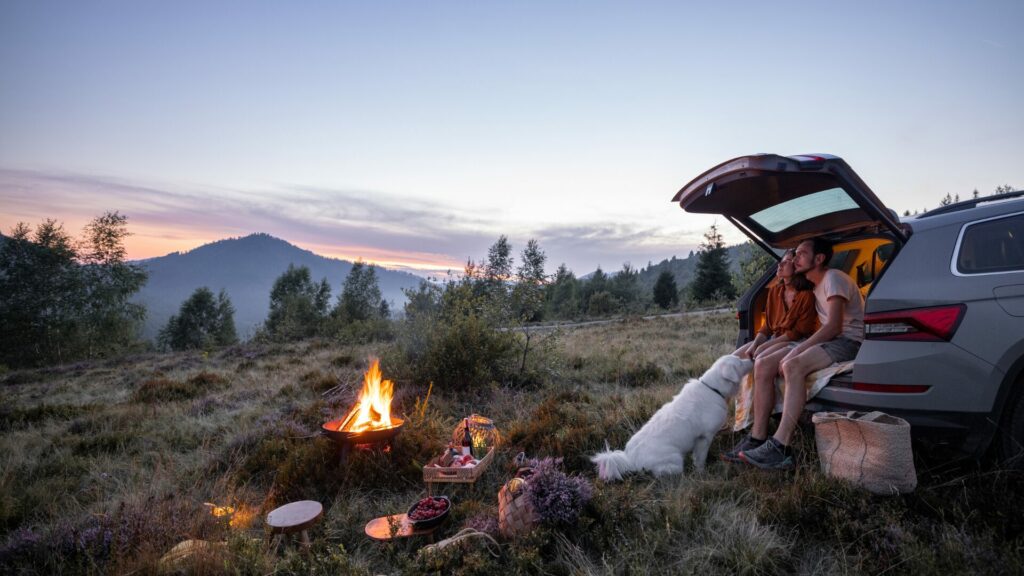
xmin=451 ymin=414 xmax=501 ymax=454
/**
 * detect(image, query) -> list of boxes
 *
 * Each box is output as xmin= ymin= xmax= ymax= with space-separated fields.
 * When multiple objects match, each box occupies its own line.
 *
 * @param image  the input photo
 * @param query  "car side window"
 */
xmin=956 ymin=212 xmax=1024 ymax=274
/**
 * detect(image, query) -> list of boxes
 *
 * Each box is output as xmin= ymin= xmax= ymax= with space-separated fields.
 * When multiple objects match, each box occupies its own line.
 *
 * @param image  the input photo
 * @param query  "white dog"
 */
xmin=592 ymin=355 xmax=753 ymax=481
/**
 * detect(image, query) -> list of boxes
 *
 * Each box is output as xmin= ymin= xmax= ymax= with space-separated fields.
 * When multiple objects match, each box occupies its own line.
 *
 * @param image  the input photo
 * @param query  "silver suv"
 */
xmin=673 ymin=154 xmax=1024 ymax=464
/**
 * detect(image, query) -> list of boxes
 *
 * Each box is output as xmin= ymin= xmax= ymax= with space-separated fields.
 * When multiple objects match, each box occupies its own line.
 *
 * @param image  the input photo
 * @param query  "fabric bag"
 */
xmin=497 ymin=467 xmax=538 ymax=539
xmin=812 ymin=411 xmax=917 ymax=495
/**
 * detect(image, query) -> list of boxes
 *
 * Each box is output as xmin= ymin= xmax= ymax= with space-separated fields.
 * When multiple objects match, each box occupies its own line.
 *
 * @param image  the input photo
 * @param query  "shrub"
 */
xmin=131 ymin=377 xmax=199 ymax=403
xmin=300 ymin=369 xmax=338 ymax=394
xmin=130 ymin=371 xmax=228 ymax=403
xmin=390 ymin=282 xmax=518 ymax=393
xmin=615 ymin=359 xmax=664 ymax=387
xmin=0 ymin=403 xmax=97 ymax=432
xmin=586 ymin=290 xmax=618 ymax=316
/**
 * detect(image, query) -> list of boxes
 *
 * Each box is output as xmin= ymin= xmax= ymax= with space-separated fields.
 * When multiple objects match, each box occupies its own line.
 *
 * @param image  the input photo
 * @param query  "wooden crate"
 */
xmin=423 ymin=447 xmax=495 ymax=484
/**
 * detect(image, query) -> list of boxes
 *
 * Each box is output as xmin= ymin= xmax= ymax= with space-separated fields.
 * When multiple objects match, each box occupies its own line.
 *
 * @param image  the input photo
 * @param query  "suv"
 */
xmin=673 ymin=154 xmax=1024 ymax=464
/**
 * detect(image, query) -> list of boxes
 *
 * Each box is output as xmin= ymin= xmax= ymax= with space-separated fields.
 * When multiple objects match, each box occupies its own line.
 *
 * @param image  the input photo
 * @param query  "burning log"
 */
xmin=322 ymin=359 xmax=404 ymax=463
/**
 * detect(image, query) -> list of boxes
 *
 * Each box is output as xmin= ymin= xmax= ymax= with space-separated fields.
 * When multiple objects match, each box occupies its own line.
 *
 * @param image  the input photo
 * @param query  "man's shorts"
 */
xmin=819 ymin=336 xmax=861 ymax=363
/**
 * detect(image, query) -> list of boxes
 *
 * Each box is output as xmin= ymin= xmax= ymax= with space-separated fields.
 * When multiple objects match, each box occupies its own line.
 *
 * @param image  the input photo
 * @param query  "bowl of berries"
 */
xmin=407 ymin=496 xmax=452 ymax=529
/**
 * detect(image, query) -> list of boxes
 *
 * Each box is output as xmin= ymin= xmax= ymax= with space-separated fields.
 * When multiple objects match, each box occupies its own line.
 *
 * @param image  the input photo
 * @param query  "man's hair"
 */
xmin=809 ymin=237 xmax=833 ymax=267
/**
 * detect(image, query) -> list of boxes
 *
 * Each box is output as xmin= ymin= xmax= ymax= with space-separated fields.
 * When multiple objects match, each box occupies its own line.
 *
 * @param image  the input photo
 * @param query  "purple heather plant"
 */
xmin=524 ymin=457 xmax=593 ymax=526
xmin=463 ymin=513 xmax=500 ymax=536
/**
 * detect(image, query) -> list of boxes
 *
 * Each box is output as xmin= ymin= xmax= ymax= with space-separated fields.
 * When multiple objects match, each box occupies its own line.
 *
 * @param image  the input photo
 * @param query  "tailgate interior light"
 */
xmin=865 ymin=304 xmax=966 ymax=342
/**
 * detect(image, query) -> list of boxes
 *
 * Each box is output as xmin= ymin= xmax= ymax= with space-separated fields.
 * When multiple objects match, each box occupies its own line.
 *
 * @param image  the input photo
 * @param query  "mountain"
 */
xmin=132 ymin=233 xmax=425 ymax=341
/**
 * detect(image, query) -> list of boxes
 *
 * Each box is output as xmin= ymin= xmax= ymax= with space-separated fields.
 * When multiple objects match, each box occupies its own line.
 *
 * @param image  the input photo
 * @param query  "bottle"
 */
xmin=461 ymin=418 xmax=473 ymax=457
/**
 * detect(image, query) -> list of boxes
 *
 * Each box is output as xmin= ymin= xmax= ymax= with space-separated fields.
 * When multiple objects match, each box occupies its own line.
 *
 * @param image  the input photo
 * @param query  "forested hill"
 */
xmin=132 ymin=233 xmax=424 ymax=341
xmin=589 ymin=243 xmax=765 ymax=294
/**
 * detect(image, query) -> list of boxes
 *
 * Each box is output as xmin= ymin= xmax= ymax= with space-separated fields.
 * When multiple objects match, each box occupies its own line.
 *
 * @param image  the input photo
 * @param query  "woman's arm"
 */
xmin=754 ymin=336 xmax=793 ymax=359
xmin=735 ymin=332 xmax=768 ymax=358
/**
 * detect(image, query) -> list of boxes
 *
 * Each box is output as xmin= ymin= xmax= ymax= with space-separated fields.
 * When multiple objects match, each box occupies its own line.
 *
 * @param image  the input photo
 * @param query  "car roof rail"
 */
xmin=917 ymin=190 xmax=1024 ymax=218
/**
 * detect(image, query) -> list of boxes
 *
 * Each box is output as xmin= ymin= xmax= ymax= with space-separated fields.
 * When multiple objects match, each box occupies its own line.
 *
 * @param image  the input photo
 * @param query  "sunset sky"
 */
xmin=2 ymin=1 xmax=1022 ymax=276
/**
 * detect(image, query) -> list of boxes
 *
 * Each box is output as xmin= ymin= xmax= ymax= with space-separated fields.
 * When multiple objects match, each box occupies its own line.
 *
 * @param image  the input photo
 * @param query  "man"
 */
xmin=724 ymin=237 xmax=864 ymax=469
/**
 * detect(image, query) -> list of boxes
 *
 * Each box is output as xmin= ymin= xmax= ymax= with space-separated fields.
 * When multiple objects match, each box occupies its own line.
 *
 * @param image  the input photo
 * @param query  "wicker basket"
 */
xmin=423 ymin=446 xmax=495 ymax=484
xmin=498 ymin=468 xmax=538 ymax=539
xmin=812 ymin=410 xmax=917 ymax=495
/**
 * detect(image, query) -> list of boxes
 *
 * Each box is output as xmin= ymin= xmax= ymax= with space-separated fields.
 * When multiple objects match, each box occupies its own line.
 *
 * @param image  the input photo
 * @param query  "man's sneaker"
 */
xmin=721 ymin=434 xmax=766 ymax=463
xmin=739 ymin=437 xmax=795 ymax=470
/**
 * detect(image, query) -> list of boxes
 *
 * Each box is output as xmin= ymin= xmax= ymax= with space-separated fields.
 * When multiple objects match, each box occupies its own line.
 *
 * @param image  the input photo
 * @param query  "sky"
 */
xmin=2 ymin=1 xmax=1022 ymax=277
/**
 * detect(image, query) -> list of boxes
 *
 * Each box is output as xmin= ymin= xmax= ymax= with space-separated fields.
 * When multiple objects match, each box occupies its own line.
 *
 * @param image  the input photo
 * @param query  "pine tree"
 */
xmin=610 ymin=263 xmax=640 ymax=309
xmin=513 ymin=239 xmax=547 ymax=322
xmin=484 ymin=235 xmax=513 ymax=289
xmin=264 ymin=264 xmax=331 ymax=341
xmin=652 ymin=270 xmax=679 ymax=309
xmin=214 ymin=289 xmax=238 ymax=345
xmin=689 ymin=224 xmax=736 ymax=302
xmin=545 ymin=264 xmax=579 ymax=319
xmin=159 ymin=287 xmax=238 ymax=350
xmin=337 ymin=260 xmax=385 ymax=322
xmin=581 ymin=267 xmax=608 ymax=315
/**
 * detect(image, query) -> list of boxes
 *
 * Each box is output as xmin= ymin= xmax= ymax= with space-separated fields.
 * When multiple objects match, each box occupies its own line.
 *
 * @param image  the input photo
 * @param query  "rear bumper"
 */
xmin=805 ymin=393 xmax=996 ymax=460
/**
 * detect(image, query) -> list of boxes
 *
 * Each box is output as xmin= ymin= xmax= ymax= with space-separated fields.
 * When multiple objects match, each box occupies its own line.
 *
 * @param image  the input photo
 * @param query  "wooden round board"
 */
xmin=364 ymin=513 xmax=442 ymax=540
xmin=266 ymin=500 xmax=323 ymax=534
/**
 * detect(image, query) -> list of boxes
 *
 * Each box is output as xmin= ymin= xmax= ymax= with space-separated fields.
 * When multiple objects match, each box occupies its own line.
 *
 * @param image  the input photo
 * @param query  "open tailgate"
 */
xmin=672 ymin=154 xmax=907 ymax=248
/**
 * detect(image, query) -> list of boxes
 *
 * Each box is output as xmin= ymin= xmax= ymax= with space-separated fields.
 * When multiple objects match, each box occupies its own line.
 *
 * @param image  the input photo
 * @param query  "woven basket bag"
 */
xmin=812 ymin=410 xmax=917 ymax=495
xmin=498 ymin=468 xmax=538 ymax=539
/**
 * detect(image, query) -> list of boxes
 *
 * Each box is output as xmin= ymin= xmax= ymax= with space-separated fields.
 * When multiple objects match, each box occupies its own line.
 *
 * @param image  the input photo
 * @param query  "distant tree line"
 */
xmin=2 ymin=213 xmax=771 ymax=369
xmin=903 ymin=184 xmax=1018 ymax=216
xmin=254 ymin=259 xmax=392 ymax=344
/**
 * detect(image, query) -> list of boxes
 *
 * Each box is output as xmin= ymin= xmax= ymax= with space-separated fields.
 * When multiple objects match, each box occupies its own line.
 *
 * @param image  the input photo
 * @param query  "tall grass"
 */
xmin=1 ymin=314 xmax=1021 ymax=575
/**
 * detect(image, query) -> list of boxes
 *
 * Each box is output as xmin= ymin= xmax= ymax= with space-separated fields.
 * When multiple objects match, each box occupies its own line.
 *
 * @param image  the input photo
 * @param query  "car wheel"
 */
xmin=999 ymin=382 xmax=1024 ymax=470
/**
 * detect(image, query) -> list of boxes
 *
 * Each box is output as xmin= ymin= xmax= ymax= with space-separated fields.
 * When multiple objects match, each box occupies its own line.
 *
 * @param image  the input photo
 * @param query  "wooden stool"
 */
xmin=266 ymin=500 xmax=323 ymax=552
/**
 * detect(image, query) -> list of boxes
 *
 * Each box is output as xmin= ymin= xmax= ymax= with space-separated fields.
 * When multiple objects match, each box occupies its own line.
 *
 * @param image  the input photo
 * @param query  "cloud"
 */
xmin=0 ymin=167 xmax=707 ymax=276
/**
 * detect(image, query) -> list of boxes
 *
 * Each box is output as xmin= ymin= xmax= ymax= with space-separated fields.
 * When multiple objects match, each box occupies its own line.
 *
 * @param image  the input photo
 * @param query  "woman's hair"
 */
xmin=790 ymin=272 xmax=814 ymax=291
xmin=780 ymin=249 xmax=813 ymax=291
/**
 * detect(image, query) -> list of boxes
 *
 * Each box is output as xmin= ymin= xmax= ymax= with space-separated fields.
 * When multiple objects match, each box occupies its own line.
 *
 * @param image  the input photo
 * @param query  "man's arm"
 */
xmin=783 ymin=296 xmax=845 ymax=361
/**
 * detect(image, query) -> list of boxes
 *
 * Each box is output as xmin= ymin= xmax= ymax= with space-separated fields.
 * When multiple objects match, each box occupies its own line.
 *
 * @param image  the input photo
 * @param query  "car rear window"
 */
xmin=749 ymin=187 xmax=860 ymax=232
xmin=956 ymin=212 xmax=1024 ymax=274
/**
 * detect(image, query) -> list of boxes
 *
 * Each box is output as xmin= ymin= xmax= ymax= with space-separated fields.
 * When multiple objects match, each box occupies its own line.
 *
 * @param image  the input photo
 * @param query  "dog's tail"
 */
xmin=591 ymin=445 xmax=633 ymax=482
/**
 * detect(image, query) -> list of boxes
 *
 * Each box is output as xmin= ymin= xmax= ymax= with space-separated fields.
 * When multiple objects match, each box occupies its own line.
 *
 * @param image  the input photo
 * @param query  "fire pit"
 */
xmin=322 ymin=359 xmax=403 ymax=464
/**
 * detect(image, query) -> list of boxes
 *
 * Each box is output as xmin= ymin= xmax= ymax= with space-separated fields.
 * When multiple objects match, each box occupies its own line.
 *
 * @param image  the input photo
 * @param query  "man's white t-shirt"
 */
xmin=813 ymin=269 xmax=864 ymax=342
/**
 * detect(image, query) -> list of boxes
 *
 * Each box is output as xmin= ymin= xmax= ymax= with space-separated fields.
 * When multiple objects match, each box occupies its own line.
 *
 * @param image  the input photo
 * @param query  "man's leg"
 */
xmin=750 ymin=347 xmax=788 ymax=440
xmin=775 ymin=345 xmax=833 ymax=445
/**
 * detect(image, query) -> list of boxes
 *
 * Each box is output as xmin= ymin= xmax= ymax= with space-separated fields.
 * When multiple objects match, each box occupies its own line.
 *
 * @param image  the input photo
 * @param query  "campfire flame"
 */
xmin=342 ymin=359 xmax=395 ymax=433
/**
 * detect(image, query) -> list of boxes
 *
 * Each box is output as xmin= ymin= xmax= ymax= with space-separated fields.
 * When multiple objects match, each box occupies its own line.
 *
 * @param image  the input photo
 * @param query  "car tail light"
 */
xmin=864 ymin=304 xmax=966 ymax=342
xmin=851 ymin=382 xmax=931 ymax=393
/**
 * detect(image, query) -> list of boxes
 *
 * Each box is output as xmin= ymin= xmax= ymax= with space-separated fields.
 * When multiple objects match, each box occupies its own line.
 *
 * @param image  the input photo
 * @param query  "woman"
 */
xmin=726 ymin=249 xmax=818 ymax=438
xmin=734 ymin=249 xmax=816 ymax=360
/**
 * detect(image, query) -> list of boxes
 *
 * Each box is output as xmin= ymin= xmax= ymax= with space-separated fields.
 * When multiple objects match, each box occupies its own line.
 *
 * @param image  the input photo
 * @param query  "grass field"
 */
xmin=1 ymin=311 xmax=1022 ymax=575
